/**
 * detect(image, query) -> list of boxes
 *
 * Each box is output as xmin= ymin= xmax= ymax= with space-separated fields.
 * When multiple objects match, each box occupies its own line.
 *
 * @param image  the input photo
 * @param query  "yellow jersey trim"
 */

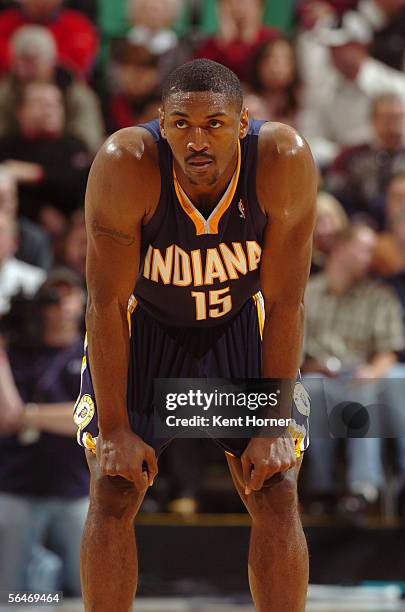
xmin=173 ymin=140 xmax=241 ymax=236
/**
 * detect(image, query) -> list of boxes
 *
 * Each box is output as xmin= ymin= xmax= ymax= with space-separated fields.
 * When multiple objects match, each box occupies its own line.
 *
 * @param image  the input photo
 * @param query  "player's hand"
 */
xmin=241 ymin=434 xmax=297 ymax=495
xmin=96 ymin=428 xmax=158 ymax=491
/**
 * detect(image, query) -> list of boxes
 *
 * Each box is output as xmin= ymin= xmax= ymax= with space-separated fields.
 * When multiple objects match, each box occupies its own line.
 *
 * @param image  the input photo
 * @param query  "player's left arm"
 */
xmin=242 ymin=123 xmax=317 ymax=494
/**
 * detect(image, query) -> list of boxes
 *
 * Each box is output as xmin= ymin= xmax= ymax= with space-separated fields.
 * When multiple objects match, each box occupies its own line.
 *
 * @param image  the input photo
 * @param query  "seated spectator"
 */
xmin=0 ymin=167 xmax=52 ymax=270
xmin=195 ymin=0 xmax=280 ymax=84
xmin=108 ymin=43 xmax=162 ymax=131
xmin=0 ymin=82 xmax=91 ymax=235
xmin=58 ymin=211 xmax=86 ymax=284
xmin=0 ymin=26 xmax=105 ymax=153
xmin=349 ymin=0 xmax=405 ymax=70
xmin=0 ymin=212 xmax=45 ymax=316
xmin=126 ymin=0 xmax=192 ymax=80
xmin=107 ymin=0 xmax=192 ymax=131
xmin=0 ymin=0 xmax=98 ymax=77
xmin=297 ymin=0 xmax=360 ymax=29
xmin=373 ymin=173 xmax=405 ymax=276
xmin=327 ymin=94 xmax=405 ymax=228
xmin=302 ymin=224 xmax=405 ymax=515
xmin=311 ymin=191 xmax=348 ymax=274
xmin=299 ymin=1 xmax=405 ymax=70
xmin=0 ymin=268 xmax=88 ymax=596
xmin=297 ymin=11 xmax=405 ymax=166
xmin=248 ymin=37 xmax=301 ymax=126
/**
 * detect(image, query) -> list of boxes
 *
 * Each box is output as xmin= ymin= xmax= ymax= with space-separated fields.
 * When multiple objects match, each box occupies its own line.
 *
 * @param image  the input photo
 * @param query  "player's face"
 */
xmin=160 ymin=92 xmax=249 ymax=187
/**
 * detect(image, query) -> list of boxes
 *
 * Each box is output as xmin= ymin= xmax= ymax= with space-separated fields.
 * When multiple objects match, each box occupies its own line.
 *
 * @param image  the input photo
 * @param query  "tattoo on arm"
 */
xmin=92 ymin=220 xmax=135 ymax=246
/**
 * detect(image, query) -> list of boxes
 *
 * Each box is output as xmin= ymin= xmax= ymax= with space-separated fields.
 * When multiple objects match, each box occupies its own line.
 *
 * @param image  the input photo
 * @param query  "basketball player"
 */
xmin=75 ymin=59 xmax=317 ymax=612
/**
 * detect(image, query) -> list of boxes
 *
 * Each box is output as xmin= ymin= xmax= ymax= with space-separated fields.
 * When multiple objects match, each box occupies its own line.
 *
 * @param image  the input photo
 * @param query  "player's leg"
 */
xmin=80 ymin=449 xmax=147 ymax=612
xmin=226 ymin=452 xmax=308 ymax=612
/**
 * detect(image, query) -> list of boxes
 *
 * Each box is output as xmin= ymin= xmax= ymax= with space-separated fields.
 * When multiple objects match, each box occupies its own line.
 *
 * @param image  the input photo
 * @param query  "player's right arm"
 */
xmin=85 ymin=127 xmax=160 ymax=489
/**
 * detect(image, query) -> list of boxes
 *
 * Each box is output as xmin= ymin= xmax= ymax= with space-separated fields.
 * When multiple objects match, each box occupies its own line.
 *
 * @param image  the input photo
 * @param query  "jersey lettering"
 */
xmin=144 ymin=241 xmax=262 ymax=288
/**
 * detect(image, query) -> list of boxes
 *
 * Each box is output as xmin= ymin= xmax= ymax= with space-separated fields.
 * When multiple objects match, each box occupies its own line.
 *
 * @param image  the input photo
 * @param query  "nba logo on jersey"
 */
xmin=238 ymin=199 xmax=246 ymax=220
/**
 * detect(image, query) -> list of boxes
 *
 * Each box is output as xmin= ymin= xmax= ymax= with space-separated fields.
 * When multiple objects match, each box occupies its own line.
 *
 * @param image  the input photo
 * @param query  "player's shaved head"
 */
xmin=162 ymin=59 xmax=243 ymax=112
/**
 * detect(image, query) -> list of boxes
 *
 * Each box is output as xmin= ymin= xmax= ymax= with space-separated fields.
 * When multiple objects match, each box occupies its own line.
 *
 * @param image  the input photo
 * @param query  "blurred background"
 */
xmin=0 ymin=0 xmax=405 ymax=609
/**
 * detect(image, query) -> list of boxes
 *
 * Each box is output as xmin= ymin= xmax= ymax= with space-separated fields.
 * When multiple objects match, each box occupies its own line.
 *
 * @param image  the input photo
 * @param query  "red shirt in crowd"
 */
xmin=195 ymin=26 xmax=279 ymax=84
xmin=0 ymin=7 xmax=98 ymax=77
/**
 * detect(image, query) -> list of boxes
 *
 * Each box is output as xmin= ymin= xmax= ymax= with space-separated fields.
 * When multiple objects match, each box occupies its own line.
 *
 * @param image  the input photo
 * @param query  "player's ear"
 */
xmin=159 ymin=108 xmax=166 ymax=139
xmin=239 ymin=107 xmax=249 ymax=139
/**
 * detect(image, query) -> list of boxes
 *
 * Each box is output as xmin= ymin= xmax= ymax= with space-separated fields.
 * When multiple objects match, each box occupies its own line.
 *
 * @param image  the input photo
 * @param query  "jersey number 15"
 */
xmin=191 ymin=287 xmax=232 ymax=321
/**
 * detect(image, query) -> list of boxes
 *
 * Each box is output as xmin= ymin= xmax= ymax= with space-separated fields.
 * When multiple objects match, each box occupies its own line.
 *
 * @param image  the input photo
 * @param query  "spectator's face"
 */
xmin=243 ymin=93 xmax=269 ymax=120
xmin=373 ymin=98 xmax=405 ymax=150
xmin=257 ymin=40 xmax=295 ymax=91
xmin=64 ymin=225 xmax=87 ymax=278
xmin=0 ymin=215 xmax=17 ymax=264
xmin=12 ymin=49 xmax=54 ymax=82
xmin=19 ymin=84 xmax=64 ymax=136
xmin=314 ymin=210 xmax=343 ymax=254
xmin=387 ymin=176 xmax=405 ymax=241
xmin=0 ymin=174 xmax=17 ymax=216
xmin=117 ymin=63 xmax=159 ymax=99
xmin=161 ymin=91 xmax=248 ymax=188
xmin=340 ymin=228 xmax=377 ymax=278
xmin=330 ymin=43 xmax=367 ymax=80
xmin=220 ymin=0 xmax=263 ymax=28
xmin=43 ymin=283 xmax=84 ymax=333
xmin=132 ymin=0 xmax=179 ymax=30
xmin=20 ymin=0 xmax=62 ymax=19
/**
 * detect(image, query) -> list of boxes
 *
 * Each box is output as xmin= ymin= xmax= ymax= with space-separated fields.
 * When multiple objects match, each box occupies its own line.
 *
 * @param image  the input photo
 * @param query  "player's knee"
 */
xmin=248 ymin=472 xmax=299 ymax=529
xmin=90 ymin=474 xmax=143 ymax=521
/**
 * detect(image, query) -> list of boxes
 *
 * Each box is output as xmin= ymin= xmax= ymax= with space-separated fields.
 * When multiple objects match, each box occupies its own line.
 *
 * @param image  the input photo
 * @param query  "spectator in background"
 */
xmin=303 ymin=224 xmax=405 ymax=515
xmin=0 ymin=26 xmax=105 ymax=153
xmin=0 ymin=212 xmax=45 ymax=316
xmin=108 ymin=43 xmax=162 ymax=131
xmin=297 ymin=11 xmax=405 ymax=166
xmin=0 ymin=167 xmax=52 ymax=270
xmin=311 ymin=191 xmax=348 ymax=274
xmin=348 ymin=0 xmax=405 ymax=70
xmin=126 ymin=0 xmax=191 ymax=80
xmin=195 ymin=0 xmax=280 ymax=84
xmin=327 ymin=94 xmax=405 ymax=229
xmin=0 ymin=0 xmax=98 ymax=77
xmin=0 ymin=268 xmax=88 ymax=596
xmin=248 ymin=37 xmax=302 ymax=126
xmin=0 ymin=82 xmax=91 ymax=236
xmin=58 ymin=211 xmax=86 ymax=284
xmin=373 ymin=173 xmax=405 ymax=276
xmin=107 ymin=0 xmax=192 ymax=131
xmin=297 ymin=0 xmax=360 ymax=29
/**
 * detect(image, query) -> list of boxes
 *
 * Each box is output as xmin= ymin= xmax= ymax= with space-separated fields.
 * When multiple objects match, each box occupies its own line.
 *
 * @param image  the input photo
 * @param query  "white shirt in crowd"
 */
xmin=297 ymin=32 xmax=405 ymax=166
xmin=0 ymin=257 xmax=46 ymax=315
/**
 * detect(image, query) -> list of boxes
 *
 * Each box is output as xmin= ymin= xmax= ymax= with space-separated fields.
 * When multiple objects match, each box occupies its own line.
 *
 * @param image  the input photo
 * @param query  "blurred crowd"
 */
xmin=0 ymin=0 xmax=405 ymax=595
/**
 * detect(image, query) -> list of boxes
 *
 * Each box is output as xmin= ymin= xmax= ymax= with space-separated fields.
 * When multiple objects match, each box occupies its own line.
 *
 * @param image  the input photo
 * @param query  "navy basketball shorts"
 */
xmin=74 ymin=293 xmax=310 ymax=459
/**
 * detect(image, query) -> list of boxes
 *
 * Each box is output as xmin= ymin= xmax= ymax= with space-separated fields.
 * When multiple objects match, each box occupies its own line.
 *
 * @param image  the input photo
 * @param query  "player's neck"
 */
xmin=174 ymin=150 xmax=238 ymax=213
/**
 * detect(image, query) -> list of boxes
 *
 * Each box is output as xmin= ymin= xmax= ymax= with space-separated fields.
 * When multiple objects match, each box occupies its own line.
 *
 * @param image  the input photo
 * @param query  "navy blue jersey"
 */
xmin=134 ymin=118 xmax=267 ymax=327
